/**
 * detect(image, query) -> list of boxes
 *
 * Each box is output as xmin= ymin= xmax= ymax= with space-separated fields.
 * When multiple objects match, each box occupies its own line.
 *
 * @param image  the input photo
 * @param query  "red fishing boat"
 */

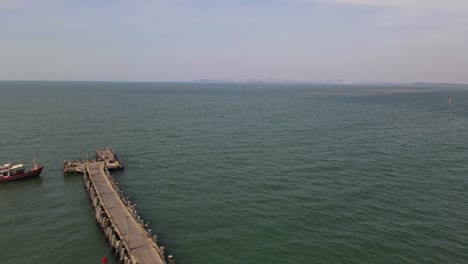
xmin=0 ymin=160 xmax=43 ymax=182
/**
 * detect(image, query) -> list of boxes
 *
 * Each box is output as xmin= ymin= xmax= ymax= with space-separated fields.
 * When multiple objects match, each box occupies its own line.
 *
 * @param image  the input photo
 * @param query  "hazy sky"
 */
xmin=1 ymin=0 xmax=467 ymax=83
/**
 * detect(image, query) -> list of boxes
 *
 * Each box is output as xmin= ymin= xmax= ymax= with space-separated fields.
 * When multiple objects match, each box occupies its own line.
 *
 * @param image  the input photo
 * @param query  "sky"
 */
xmin=1 ymin=0 xmax=467 ymax=83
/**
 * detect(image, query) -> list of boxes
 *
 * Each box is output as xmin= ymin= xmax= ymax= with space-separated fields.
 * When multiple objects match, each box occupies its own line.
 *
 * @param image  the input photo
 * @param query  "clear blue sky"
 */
xmin=1 ymin=0 xmax=467 ymax=83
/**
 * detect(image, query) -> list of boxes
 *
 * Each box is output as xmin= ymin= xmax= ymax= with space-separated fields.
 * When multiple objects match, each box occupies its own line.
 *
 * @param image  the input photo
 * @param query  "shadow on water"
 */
xmin=62 ymin=173 xmax=84 ymax=183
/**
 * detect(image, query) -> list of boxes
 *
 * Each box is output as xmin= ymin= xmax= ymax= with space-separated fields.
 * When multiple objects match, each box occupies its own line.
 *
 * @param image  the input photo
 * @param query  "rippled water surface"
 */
xmin=0 ymin=82 xmax=467 ymax=264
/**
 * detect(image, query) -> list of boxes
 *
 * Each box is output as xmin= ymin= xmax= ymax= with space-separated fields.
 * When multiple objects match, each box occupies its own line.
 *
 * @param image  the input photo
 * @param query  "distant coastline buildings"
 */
xmin=194 ymin=79 xmax=467 ymax=86
xmin=194 ymin=79 xmax=353 ymax=84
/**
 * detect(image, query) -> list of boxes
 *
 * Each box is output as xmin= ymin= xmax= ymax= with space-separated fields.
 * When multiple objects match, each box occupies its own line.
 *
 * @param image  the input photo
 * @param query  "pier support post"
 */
xmin=168 ymin=255 xmax=175 ymax=264
xmin=114 ymin=239 xmax=120 ymax=251
xmin=160 ymin=246 xmax=165 ymax=258
xmin=103 ymin=218 xmax=109 ymax=229
xmin=111 ymin=234 xmax=116 ymax=249
xmin=119 ymin=246 xmax=126 ymax=262
xmin=106 ymin=227 xmax=112 ymax=240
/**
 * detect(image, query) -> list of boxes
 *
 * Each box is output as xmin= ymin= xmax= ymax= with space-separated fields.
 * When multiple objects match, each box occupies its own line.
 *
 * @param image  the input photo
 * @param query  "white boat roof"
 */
xmin=10 ymin=164 xmax=23 ymax=169
xmin=1 ymin=163 xmax=11 ymax=169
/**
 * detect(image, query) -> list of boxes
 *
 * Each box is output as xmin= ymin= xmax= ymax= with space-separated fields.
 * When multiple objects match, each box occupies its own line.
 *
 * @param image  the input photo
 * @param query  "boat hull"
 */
xmin=0 ymin=166 xmax=43 ymax=182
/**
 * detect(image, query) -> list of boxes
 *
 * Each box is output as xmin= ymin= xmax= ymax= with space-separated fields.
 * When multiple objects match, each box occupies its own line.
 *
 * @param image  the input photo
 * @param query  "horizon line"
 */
xmin=0 ymin=79 xmax=467 ymax=86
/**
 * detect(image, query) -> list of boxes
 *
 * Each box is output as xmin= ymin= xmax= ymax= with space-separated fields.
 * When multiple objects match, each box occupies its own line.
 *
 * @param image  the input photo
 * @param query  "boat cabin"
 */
xmin=0 ymin=163 xmax=11 ymax=177
xmin=0 ymin=163 xmax=25 ymax=177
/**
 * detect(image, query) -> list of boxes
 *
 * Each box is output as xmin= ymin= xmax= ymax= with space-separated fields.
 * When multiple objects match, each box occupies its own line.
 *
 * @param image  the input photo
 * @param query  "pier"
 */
xmin=80 ymin=149 xmax=173 ymax=264
xmin=63 ymin=160 xmax=86 ymax=173
xmin=96 ymin=148 xmax=124 ymax=170
xmin=64 ymin=147 xmax=123 ymax=173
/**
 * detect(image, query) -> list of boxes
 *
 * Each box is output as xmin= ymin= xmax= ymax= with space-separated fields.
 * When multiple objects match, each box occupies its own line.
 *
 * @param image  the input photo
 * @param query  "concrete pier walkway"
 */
xmin=86 ymin=161 xmax=167 ymax=264
xmin=96 ymin=148 xmax=124 ymax=170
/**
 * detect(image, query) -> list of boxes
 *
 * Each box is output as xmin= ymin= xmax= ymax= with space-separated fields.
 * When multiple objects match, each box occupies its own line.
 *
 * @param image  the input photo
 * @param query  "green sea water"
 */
xmin=0 ymin=81 xmax=467 ymax=264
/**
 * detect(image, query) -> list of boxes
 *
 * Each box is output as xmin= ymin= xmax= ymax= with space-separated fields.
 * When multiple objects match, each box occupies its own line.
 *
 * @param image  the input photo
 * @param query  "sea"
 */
xmin=0 ymin=81 xmax=466 ymax=264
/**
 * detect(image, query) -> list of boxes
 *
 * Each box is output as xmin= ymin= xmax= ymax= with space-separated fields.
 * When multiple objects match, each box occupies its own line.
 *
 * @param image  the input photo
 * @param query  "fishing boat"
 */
xmin=0 ymin=160 xmax=43 ymax=182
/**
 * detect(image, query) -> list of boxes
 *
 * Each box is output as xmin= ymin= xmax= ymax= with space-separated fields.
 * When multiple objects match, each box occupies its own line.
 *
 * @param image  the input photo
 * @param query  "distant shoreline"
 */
xmin=0 ymin=79 xmax=467 ymax=86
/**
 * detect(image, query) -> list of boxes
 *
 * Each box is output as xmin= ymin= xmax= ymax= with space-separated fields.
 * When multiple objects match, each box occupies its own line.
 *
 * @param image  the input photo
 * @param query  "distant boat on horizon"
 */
xmin=449 ymin=98 xmax=454 ymax=104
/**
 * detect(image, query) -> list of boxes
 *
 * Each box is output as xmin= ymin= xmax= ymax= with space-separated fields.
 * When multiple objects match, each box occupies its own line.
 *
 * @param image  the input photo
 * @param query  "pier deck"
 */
xmin=64 ymin=148 xmax=123 ymax=173
xmin=96 ymin=148 xmax=116 ymax=161
xmin=96 ymin=148 xmax=124 ymax=170
xmin=87 ymin=162 xmax=166 ymax=264
xmin=63 ymin=160 xmax=86 ymax=173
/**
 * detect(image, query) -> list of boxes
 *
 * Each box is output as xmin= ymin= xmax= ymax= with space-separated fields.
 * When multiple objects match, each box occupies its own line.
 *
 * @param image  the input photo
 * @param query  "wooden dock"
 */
xmin=84 ymin=161 xmax=173 ymax=264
